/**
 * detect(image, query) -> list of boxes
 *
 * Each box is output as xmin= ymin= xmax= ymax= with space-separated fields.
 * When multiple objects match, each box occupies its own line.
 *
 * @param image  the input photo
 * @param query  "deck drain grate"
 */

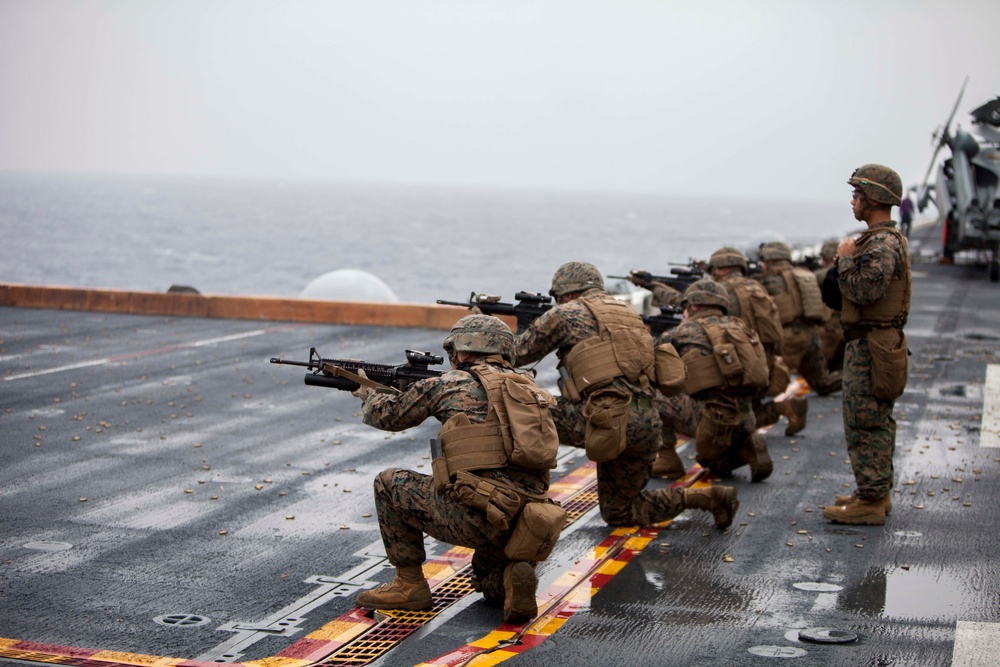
xmin=155 ymin=613 xmax=211 ymax=627
xmin=318 ymin=572 xmax=477 ymax=666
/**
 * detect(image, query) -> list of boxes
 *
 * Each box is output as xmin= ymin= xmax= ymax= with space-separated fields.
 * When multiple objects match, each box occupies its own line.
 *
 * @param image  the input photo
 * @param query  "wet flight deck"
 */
xmin=2 ymin=259 xmax=1000 ymax=667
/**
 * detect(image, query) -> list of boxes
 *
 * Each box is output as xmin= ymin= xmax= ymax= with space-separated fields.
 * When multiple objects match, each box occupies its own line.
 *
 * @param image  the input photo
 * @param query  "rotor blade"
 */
xmin=943 ymin=75 xmax=969 ymax=138
xmin=919 ymin=77 xmax=970 ymax=201
xmin=919 ymin=142 xmax=944 ymax=196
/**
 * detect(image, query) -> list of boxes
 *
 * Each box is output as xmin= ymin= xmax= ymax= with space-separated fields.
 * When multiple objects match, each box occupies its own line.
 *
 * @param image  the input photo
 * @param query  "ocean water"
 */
xmin=0 ymin=172 xmax=852 ymax=304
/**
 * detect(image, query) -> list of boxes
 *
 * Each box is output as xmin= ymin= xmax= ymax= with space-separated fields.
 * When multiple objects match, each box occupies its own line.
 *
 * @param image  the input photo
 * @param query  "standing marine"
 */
xmin=514 ymin=261 xmax=739 ymax=530
xmin=757 ymin=241 xmax=843 ymax=396
xmin=352 ymin=315 xmax=564 ymax=623
xmin=823 ymin=164 xmax=911 ymax=525
xmin=658 ymin=279 xmax=774 ymax=482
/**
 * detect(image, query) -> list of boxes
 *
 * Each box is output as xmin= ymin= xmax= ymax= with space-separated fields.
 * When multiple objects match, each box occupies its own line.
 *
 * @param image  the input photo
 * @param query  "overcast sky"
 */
xmin=1 ymin=0 xmax=997 ymax=203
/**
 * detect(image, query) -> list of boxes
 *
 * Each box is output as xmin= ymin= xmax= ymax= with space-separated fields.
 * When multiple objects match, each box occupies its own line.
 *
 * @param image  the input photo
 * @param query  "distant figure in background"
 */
xmin=899 ymin=191 xmax=914 ymax=238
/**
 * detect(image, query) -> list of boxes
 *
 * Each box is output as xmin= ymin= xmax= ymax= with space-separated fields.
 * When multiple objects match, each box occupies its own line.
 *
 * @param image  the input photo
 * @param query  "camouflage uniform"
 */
xmin=659 ymin=310 xmax=761 ymax=478
xmin=515 ymin=293 xmax=686 ymax=526
xmin=836 ymin=221 xmax=910 ymax=500
xmin=361 ymin=361 xmax=548 ymax=601
xmin=757 ymin=245 xmax=842 ymax=395
xmin=650 ymin=283 xmax=683 ymax=310
xmin=714 ymin=270 xmax=791 ymax=430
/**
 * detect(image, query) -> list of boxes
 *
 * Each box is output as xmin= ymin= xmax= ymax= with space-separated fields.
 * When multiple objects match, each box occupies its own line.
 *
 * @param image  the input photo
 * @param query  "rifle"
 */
xmin=608 ymin=266 xmax=705 ymax=293
xmin=270 ymin=348 xmax=444 ymax=393
xmin=794 ymin=255 xmax=824 ymax=272
xmin=643 ymin=306 xmax=685 ymax=338
xmin=436 ymin=291 xmax=552 ymax=334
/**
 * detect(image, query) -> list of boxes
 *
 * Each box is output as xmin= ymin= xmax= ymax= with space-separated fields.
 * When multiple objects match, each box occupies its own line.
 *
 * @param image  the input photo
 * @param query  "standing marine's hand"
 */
xmin=838 ymin=237 xmax=857 ymax=258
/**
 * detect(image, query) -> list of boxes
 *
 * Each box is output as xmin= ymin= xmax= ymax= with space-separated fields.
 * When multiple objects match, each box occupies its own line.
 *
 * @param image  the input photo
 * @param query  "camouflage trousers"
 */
xmin=819 ymin=313 xmax=845 ymax=373
xmin=784 ymin=323 xmax=842 ymax=395
xmin=372 ymin=468 xmax=513 ymax=601
xmin=842 ymin=338 xmax=896 ymax=500
xmin=553 ymin=395 xmax=685 ymax=527
xmin=656 ymin=391 xmax=756 ymax=473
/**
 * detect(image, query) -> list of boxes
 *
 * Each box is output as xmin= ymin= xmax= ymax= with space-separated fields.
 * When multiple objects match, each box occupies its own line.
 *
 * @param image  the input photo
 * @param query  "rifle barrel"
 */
xmin=269 ymin=357 xmax=315 ymax=368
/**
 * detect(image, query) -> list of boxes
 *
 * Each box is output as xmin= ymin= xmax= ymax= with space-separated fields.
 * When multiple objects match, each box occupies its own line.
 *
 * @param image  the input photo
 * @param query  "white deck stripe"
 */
xmin=952 ymin=621 xmax=1000 ymax=666
xmin=1 ymin=329 xmax=273 ymax=382
xmin=982 ymin=364 xmax=1000 ymax=448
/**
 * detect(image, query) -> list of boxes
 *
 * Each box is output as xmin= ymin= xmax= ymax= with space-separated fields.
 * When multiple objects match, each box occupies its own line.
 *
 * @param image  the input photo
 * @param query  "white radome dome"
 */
xmin=299 ymin=269 xmax=399 ymax=302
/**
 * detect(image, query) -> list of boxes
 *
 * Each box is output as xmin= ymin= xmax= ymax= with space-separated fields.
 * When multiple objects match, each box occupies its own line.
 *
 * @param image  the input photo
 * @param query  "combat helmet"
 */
xmin=848 ymin=164 xmax=903 ymax=206
xmin=681 ymin=279 xmax=730 ymax=313
xmin=820 ymin=238 xmax=839 ymax=263
xmin=443 ymin=314 xmax=515 ymax=362
xmin=549 ymin=261 xmax=604 ymax=297
xmin=709 ymin=246 xmax=749 ymax=274
xmin=759 ymin=241 xmax=793 ymax=262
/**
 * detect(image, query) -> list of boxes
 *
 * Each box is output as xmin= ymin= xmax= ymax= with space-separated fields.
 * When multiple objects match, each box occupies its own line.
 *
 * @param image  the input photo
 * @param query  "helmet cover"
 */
xmin=443 ymin=314 xmax=515 ymax=361
xmin=709 ymin=246 xmax=749 ymax=274
xmin=759 ymin=241 xmax=793 ymax=262
xmin=681 ymin=278 xmax=730 ymax=313
xmin=549 ymin=261 xmax=604 ymax=297
xmin=848 ymin=164 xmax=903 ymax=206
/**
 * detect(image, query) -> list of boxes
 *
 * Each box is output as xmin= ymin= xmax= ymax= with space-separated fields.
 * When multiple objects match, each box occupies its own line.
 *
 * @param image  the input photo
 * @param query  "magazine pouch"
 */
xmin=582 ymin=387 xmax=632 ymax=463
xmin=695 ymin=398 xmax=739 ymax=460
xmin=653 ymin=341 xmax=687 ymax=397
xmin=868 ymin=328 xmax=908 ymax=400
xmin=504 ymin=501 xmax=568 ymax=562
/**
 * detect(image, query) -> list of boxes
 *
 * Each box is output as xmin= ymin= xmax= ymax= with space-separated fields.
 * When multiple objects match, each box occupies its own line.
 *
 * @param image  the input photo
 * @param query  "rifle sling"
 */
xmin=321 ymin=364 xmax=399 ymax=394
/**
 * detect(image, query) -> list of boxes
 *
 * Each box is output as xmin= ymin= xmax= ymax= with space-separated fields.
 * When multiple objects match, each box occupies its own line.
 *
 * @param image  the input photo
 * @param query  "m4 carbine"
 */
xmin=270 ymin=348 xmax=444 ymax=393
xmin=609 ymin=266 xmax=705 ymax=293
xmin=643 ymin=306 xmax=685 ymax=338
xmin=436 ymin=291 xmax=552 ymax=334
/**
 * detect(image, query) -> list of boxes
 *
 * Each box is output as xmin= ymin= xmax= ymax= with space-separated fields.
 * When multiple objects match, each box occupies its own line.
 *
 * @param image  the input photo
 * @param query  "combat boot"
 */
xmin=815 ymin=371 xmax=842 ymax=396
xmin=754 ymin=401 xmax=781 ymax=429
xmin=777 ymin=397 xmax=808 ymax=436
xmin=502 ymin=562 xmax=538 ymax=623
xmin=823 ymin=496 xmax=886 ymax=525
xmin=740 ymin=433 xmax=773 ymax=482
xmin=834 ymin=493 xmax=893 ymax=515
xmin=682 ymin=486 xmax=739 ymax=530
xmin=356 ymin=565 xmax=433 ymax=611
xmin=651 ymin=446 xmax=686 ymax=479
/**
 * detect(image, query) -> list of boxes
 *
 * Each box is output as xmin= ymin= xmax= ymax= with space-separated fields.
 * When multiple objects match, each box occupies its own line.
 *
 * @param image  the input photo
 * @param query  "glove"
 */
xmin=629 ymin=272 xmax=653 ymax=289
xmin=351 ymin=368 xmax=375 ymax=401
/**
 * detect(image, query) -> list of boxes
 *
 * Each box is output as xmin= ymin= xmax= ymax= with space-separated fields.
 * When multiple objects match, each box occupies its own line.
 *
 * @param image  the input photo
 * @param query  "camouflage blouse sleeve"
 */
xmin=660 ymin=319 xmax=710 ymax=357
xmin=361 ymin=370 xmax=487 ymax=432
xmin=650 ymin=282 xmax=683 ymax=308
xmin=837 ymin=225 xmax=903 ymax=306
xmin=513 ymin=303 xmax=577 ymax=366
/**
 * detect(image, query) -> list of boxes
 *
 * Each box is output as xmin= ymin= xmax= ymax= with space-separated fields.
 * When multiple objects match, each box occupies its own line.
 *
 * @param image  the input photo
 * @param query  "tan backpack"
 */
xmin=731 ymin=280 xmax=783 ymax=346
xmin=476 ymin=364 xmax=560 ymax=470
xmin=695 ymin=319 xmax=770 ymax=393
